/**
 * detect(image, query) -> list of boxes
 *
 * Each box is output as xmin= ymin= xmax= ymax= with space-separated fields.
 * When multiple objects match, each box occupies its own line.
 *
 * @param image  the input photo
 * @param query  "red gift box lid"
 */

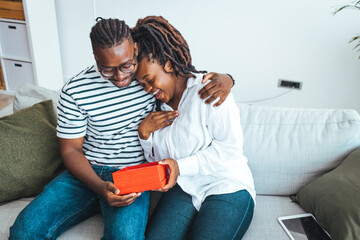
xmin=112 ymin=161 xmax=169 ymax=195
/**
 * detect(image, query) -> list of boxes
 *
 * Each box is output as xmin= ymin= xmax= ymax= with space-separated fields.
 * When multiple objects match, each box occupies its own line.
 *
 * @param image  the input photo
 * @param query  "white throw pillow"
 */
xmin=13 ymin=84 xmax=60 ymax=113
xmin=0 ymin=104 xmax=14 ymax=118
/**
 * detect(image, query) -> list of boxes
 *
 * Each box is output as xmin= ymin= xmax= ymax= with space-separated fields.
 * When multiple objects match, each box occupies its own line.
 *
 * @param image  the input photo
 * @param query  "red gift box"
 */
xmin=112 ymin=161 xmax=169 ymax=195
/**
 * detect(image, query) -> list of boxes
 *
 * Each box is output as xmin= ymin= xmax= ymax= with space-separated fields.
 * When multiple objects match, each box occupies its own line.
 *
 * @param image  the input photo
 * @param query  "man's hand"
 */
xmin=155 ymin=159 xmax=179 ymax=192
xmin=59 ymin=137 xmax=141 ymax=208
xmin=199 ymin=72 xmax=233 ymax=107
xmin=101 ymin=181 xmax=141 ymax=207
xmin=138 ymin=111 xmax=179 ymax=140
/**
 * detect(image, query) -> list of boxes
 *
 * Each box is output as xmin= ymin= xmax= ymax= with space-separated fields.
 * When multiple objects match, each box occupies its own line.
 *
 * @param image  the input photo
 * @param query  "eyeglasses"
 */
xmin=99 ymin=54 xmax=137 ymax=77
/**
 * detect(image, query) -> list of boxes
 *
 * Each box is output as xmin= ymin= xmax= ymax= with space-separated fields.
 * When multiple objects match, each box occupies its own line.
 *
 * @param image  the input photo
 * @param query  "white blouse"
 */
xmin=139 ymin=74 xmax=255 ymax=211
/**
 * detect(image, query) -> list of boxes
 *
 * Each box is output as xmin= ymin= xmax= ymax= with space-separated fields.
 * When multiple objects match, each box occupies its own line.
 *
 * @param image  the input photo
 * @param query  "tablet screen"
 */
xmin=280 ymin=216 xmax=331 ymax=240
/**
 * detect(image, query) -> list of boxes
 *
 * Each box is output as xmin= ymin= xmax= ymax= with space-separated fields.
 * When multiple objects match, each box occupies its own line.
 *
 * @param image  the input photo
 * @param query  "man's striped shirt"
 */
xmin=56 ymin=65 xmax=155 ymax=168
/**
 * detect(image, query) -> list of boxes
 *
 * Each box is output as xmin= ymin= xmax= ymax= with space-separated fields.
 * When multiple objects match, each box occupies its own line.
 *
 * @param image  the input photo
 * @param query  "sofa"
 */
xmin=1 ymin=84 xmax=360 ymax=240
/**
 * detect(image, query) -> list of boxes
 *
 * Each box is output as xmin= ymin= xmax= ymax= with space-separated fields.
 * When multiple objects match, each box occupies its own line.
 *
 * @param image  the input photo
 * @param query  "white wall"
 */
xmin=24 ymin=0 xmax=63 ymax=90
xmin=54 ymin=0 xmax=94 ymax=81
xmin=54 ymin=0 xmax=360 ymax=112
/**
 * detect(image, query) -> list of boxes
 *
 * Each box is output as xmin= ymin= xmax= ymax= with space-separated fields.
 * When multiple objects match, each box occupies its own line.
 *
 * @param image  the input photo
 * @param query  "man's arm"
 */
xmin=198 ymin=72 xmax=234 ymax=107
xmin=58 ymin=137 xmax=140 ymax=207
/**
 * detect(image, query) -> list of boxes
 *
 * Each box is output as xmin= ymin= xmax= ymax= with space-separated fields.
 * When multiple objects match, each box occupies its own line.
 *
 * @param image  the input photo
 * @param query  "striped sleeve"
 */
xmin=57 ymin=88 xmax=87 ymax=139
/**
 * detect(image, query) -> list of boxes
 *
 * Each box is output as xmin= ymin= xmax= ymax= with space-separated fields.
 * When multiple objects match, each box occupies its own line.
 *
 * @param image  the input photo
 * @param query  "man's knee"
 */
xmin=9 ymin=216 xmax=51 ymax=240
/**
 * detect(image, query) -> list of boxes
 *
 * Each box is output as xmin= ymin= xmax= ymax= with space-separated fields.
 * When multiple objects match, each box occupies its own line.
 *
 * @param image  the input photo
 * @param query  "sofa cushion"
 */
xmin=294 ymin=147 xmax=360 ymax=240
xmin=242 ymin=195 xmax=305 ymax=240
xmin=238 ymin=104 xmax=360 ymax=195
xmin=0 ymin=100 xmax=64 ymax=205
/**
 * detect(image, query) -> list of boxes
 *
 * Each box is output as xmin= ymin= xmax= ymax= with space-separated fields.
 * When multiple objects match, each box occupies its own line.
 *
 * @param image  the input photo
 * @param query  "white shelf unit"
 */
xmin=0 ymin=0 xmax=63 ymax=92
xmin=0 ymin=18 xmax=34 ymax=91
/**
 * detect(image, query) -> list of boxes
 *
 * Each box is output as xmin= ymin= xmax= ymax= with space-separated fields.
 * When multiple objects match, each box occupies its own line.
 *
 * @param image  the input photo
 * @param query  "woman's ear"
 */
xmin=164 ymin=60 xmax=174 ymax=73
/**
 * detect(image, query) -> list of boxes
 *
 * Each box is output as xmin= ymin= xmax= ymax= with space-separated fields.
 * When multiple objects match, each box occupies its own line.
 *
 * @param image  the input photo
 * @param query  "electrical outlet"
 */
xmin=278 ymin=79 xmax=302 ymax=90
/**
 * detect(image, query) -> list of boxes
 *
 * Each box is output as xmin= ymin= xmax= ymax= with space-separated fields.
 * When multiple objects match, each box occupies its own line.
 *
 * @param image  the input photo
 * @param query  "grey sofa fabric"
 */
xmin=243 ymin=195 xmax=305 ymax=240
xmin=239 ymin=104 xmax=360 ymax=195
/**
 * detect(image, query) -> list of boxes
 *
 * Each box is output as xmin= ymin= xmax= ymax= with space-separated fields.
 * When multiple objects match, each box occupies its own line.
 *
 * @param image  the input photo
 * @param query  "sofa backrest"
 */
xmin=238 ymin=104 xmax=360 ymax=196
xmin=5 ymin=84 xmax=360 ymax=197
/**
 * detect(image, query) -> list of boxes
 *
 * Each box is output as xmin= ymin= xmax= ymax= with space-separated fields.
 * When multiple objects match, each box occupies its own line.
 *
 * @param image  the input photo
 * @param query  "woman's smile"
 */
xmin=152 ymin=89 xmax=161 ymax=99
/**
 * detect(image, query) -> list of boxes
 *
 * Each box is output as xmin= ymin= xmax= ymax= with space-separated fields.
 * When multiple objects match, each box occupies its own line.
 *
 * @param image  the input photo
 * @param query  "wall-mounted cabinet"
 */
xmin=0 ymin=0 xmax=63 ymax=91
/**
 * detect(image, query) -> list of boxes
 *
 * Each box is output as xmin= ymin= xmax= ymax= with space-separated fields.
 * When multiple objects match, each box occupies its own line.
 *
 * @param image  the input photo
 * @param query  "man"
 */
xmin=10 ymin=18 xmax=234 ymax=240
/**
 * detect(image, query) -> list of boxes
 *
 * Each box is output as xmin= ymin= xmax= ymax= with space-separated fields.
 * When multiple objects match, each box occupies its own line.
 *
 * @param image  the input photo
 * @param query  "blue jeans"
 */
xmin=146 ymin=184 xmax=254 ymax=240
xmin=9 ymin=166 xmax=149 ymax=240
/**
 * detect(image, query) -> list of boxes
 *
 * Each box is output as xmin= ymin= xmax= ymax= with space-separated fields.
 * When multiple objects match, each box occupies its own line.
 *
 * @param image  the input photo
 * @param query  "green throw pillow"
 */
xmin=294 ymin=147 xmax=360 ymax=240
xmin=0 ymin=100 xmax=64 ymax=205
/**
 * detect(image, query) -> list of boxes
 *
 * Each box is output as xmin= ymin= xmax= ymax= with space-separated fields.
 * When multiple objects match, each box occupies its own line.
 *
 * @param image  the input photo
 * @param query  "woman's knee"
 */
xmin=146 ymin=186 xmax=196 ymax=240
xmin=189 ymin=190 xmax=255 ymax=240
xmin=232 ymin=193 xmax=254 ymax=239
xmin=103 ymin=229 xmax=144 ymax=240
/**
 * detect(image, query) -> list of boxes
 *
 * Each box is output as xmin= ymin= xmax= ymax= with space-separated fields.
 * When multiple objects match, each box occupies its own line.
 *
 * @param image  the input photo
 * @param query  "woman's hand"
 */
xmin=100 ymin=181 xmax=141 ymax=207
xmin=156 ymin=159 xmax=180 ymax=192
xmin=138 ymin=111 xmax=179 ymax=140
xmin=199 ymin=72 xmax=233 ymax=107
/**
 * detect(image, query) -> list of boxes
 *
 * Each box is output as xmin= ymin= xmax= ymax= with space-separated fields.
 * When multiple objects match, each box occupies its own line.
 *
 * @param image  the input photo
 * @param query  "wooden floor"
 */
xmin=0 ymin=92 xmax=14 ymax=110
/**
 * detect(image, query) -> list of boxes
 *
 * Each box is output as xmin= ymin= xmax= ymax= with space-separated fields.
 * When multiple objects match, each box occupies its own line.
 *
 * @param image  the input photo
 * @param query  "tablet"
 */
xmin=278 ymin=213 xmax=331 ymax=240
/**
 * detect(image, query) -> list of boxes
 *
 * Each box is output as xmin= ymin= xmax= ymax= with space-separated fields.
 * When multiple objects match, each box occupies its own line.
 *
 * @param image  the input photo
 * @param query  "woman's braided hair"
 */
xmin=131 ymin=16 xmax=206 ymax=78
xmin=90 ymin=17 xmax=132 ymax=48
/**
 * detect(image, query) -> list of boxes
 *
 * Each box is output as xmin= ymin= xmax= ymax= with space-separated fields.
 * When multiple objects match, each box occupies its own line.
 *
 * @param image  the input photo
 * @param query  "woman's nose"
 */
xmin=144 ymin=84 xmax=152 ymax=92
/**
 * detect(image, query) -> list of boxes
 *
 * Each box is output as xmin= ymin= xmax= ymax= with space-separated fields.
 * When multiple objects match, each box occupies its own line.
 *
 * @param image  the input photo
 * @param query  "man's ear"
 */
xmin=164 ymin=60 xmax=174 ymax=73
xmin=134 ymin=42 xmax=138 ymax=57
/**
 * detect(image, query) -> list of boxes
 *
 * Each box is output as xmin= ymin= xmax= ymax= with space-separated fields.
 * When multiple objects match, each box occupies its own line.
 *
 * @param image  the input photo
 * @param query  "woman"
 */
xmin=132 ymin=16 xmax=255 ymax=240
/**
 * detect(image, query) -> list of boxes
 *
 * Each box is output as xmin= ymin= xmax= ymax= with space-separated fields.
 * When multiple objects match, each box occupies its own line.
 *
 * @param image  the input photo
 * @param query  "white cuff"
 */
xmin=139 ymin=132 xmax=153 ymax=154
xmin=177 ymin=155 xmax=199 ymax=176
